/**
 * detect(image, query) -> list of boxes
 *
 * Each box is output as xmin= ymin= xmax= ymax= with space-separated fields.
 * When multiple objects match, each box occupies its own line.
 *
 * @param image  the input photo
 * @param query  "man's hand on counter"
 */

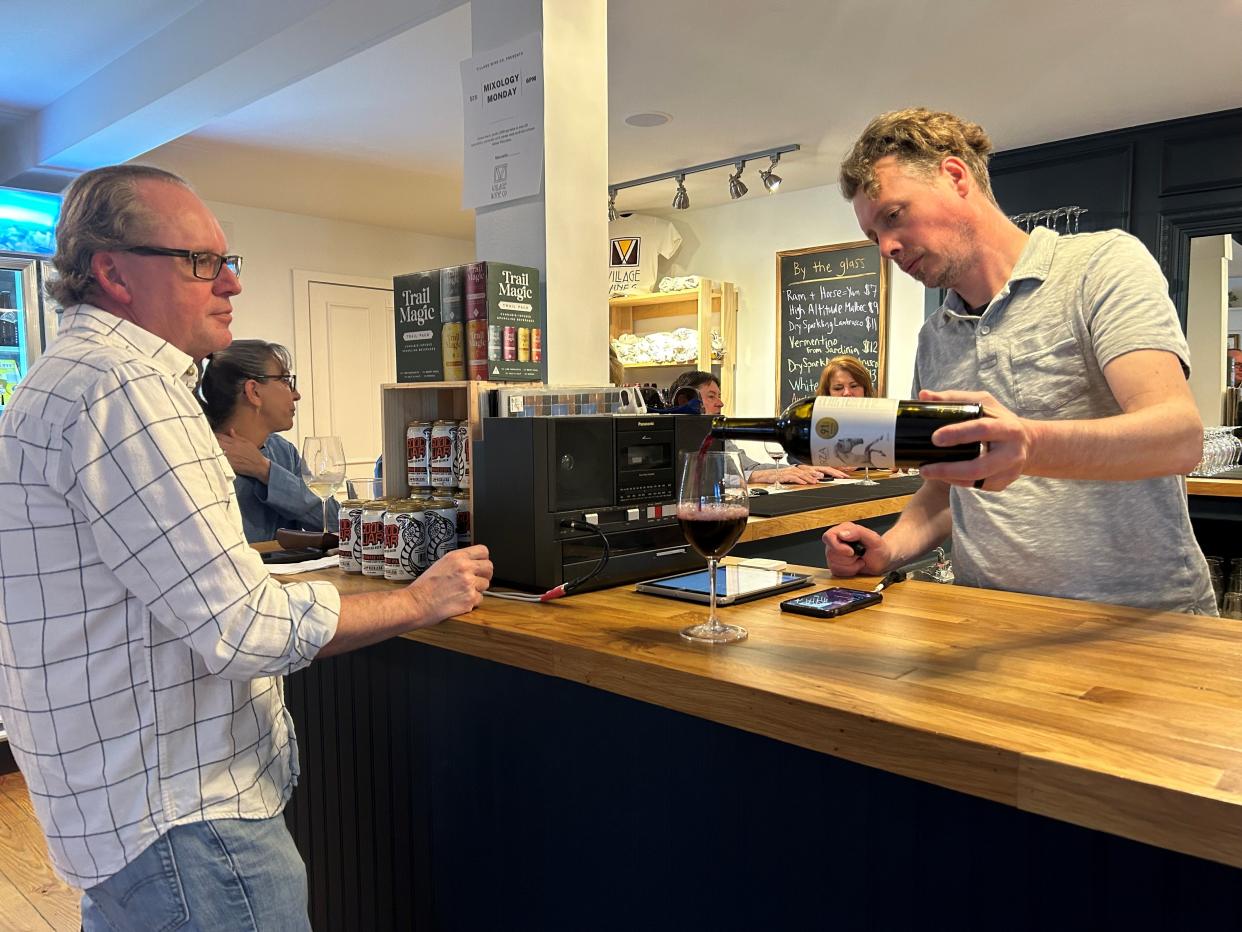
xmin=408 ymin=545 xmax=493 ymax=623
xmin=318 ymin=546 xmax=493 ymax=658
xmin=823 ymin=523 xmax=890 ymax=577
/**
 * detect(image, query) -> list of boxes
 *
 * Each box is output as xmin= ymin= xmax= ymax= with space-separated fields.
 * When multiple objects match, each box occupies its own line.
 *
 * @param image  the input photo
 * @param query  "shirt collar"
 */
xmin=940 ymin=226 xmax=1058 ymax=321
xmin=59 ymin=304 xmax=200 ymax=390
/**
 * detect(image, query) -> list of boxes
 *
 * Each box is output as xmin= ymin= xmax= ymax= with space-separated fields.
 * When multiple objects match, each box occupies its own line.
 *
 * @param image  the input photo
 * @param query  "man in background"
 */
xmin=0 ymin=165 xmax=492 ymax=929
xmin=825 ymin=108 xmax=1214 ymax=614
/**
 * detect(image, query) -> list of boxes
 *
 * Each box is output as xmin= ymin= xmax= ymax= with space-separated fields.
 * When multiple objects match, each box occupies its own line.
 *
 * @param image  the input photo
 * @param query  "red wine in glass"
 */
xmin=676 ymin=451 xmax=749 ymax=644
xmin=678 ymin=503 xmax=748 ymax=559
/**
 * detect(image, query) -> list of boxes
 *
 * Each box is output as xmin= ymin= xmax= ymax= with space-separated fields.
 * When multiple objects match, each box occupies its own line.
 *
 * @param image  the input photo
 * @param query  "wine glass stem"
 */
xmin=707 ymin=556 xmax=720 ymax=629
xmin=322 ymin=497 xmax=330 ymax=533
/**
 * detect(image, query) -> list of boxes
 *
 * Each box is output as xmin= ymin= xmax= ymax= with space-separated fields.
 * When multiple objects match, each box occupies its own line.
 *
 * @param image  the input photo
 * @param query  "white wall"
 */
xmin=659 ymin=182 xmax=926 ymax=417
xmin=205 ymin=198 xmax=475 ymax=353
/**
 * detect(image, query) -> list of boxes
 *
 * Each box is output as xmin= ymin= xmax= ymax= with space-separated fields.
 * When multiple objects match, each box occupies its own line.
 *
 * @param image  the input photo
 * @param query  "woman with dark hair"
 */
xmin=200 ymin=339 xmax=339 ymax=542
xmin=817 ymin=355 xmax=875 ymax=398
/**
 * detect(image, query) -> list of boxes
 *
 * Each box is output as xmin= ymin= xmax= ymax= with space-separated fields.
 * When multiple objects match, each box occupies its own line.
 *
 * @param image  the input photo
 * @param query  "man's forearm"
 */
xmin=317 ymin=588 xmax=433 ymax=658
xmin=1025 ymin=400 xmax=1202 ymax=480
xmin=882 ymin=480 xmax=953 ymax=569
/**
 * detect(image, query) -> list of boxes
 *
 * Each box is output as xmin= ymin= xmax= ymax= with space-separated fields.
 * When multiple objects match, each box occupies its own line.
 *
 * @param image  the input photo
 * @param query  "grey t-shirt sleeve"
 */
xmin=1081 ymin=232 xmax=1191 ymax=377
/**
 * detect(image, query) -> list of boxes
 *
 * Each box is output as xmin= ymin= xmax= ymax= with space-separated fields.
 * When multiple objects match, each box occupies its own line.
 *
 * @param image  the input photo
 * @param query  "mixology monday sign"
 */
xmin=460 ymin=33 xmax=544 ymax=209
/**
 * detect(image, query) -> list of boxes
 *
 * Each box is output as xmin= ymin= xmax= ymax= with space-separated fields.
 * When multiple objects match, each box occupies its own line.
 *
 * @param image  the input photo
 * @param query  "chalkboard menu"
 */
xmin=775 ymin=241 xmax=888 ymax=411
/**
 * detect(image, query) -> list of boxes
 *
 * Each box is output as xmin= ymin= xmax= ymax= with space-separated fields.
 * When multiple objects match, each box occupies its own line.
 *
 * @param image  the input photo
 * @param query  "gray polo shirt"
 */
xmin=913 ymin=227 xmax=1215 ymax=614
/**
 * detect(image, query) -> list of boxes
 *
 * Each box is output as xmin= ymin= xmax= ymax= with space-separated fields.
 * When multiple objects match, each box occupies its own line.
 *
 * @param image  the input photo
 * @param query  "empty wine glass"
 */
xmin=763 ymin=441 xmax=788 ymax=491
xmin=301 ymin=435 xmax=347 ymax=532
xmin=677 ymin=451 xmax=750 ymax=644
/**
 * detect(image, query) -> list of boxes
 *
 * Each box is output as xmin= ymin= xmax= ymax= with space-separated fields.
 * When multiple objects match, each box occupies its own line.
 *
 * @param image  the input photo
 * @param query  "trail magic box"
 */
xmin=395 ymin=261 xmax=542 ymax=383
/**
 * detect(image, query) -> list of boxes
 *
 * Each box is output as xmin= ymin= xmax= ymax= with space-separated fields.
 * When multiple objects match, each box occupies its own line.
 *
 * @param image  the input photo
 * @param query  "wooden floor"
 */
xmin=0 ymin=771 xmax=80 ymax=931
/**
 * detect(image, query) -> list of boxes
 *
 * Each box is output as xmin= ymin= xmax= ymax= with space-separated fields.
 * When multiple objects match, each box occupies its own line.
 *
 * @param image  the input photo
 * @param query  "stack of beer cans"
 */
xmin=335 ymin=419 xmax=471 ymax=580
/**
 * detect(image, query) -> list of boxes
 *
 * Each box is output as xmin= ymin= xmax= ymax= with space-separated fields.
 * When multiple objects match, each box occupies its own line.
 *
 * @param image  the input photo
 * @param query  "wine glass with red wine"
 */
xmin=676 ymin=450 xmax=750 ymax=644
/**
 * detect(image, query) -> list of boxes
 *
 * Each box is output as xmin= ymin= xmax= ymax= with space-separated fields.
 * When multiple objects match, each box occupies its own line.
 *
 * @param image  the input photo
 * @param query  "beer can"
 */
xmin=453 ymin=490 xmax=472 ymax=548
xmin=406 ymin=420 xmax=432 ymax=490
xmin=467 ymin=320 xmax=488 ymax=380
xmin=441 ymin=266 xmax=466 ymax=380
xmin=531 ymin=327 xmax=543 ymax=363
xmin=425 ymin=497 xmax=458 ymax=564
xmin=383 ymin=499 xmax=424 ymax=581
xmin=451 ymin=421 xmax=469 ymax=488
xmin=488 ymin=324 xmax=502 ymax=362
xmin=430 ymin=420 xmax=456 ymax=489
xmin=503 ymin=326 xmax=516 ymax=361
xmin=412 ymin=485 xmax=435 ymax=501
xmin=517 ymin=327 xmax=530 ymax=363
xmin=360 ymin=499 xmax=389 ymax=578
xmin=337 ymin=497 xmax=365 ymax=573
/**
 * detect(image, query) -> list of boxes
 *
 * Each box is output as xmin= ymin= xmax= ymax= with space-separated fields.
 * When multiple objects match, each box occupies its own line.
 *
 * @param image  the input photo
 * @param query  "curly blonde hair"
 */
xmin=839 ymin=108 xmax=996 ymax=205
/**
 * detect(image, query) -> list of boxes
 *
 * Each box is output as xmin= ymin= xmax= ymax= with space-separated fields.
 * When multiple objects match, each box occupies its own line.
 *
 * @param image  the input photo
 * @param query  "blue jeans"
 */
xmin=80 ymin=814 xmax=311 ymax=931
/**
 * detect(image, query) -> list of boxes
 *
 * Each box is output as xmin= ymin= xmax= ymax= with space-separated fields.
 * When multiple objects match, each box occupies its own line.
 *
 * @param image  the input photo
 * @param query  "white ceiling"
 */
xmin=3 ymin=0 xmax=1242 ymax=241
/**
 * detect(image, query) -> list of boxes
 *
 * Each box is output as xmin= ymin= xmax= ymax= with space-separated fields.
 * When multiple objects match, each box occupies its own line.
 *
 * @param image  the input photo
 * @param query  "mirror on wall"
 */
xmin=1185 ymin=233 xmax=1241 ymax=427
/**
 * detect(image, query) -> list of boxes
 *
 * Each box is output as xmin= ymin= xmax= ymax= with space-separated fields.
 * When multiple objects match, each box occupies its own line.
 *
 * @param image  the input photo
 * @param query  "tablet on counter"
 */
xmin=635 ymin=566 xmax=812 ymax=605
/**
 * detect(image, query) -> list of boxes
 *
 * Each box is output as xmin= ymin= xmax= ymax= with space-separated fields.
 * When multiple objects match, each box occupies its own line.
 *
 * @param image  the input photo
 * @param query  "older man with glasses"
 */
xmin=0 ymin=165 xmax=492 ymax=930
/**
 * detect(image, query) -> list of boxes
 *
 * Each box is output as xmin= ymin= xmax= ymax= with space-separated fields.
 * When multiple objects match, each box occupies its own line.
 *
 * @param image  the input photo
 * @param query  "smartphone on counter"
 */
xmin=780 ymin=587 xmax=882 ymax=619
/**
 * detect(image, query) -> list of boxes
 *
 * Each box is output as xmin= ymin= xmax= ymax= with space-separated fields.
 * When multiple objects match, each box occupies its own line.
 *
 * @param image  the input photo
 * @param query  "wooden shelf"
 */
xmin=379 ymin=381 xmax=543 ymax=530
xmin=608 ymin=287 xmax=700 ymax=308
xmin=609 ymin=278 xmax=738 ymax=401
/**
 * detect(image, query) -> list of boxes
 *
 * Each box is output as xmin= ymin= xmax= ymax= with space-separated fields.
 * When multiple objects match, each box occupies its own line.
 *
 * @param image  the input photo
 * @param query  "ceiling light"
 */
xmin=608 ymin=188 xmax=618 ymax=222
xmin=672 ymin=174 xmax=689 ymax=210
xmin=728 ymin=162 xmax=748 ymax=200
xmin=608 ymin=143 xmax=797 ymax=210
xmin=759 ymin=153 xmax=783 ymax=192
xmin=625 ymin=111 xmax=672 ymax=128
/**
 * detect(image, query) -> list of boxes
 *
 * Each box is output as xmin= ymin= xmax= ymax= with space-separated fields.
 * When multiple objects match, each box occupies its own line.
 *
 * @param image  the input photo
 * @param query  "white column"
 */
xmin=470 ymin=0 xmax=609 ymax=386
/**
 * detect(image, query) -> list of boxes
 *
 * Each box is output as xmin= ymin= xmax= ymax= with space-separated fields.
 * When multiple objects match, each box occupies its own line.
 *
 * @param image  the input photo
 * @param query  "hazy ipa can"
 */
xmin=337 ymin=497 xmax=364 ymax=573
xmin=406 ymin=420 xmax=432 ymax=490
xmin=440 ymin=265 xmax=466 ymax=380
xmin=451 ymin=421 xmax=469 ymax=488
xmin=465 ymin=262 xmax=489 ymax=381
xmin=430 ymin=420 xmax=456 ymax=489
xmin=383 ymin=499 xmax=423 ymax=581
xmin=452 ymin=490 xmax=471 ymax=548
xmin=360 ymin=500 xmax=389 ymax=578
xmin=424 ymin=497 xmax=459 ymax=564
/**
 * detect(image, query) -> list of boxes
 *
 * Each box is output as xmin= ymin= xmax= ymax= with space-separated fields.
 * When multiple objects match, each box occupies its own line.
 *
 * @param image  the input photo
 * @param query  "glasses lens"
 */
xmin=285 ymin=374 xmax=297 ymax=392
xmin=224 ymin=255 xmax=243 ymax=278
xmin=192 ymin=252 xmax=225 ymax=280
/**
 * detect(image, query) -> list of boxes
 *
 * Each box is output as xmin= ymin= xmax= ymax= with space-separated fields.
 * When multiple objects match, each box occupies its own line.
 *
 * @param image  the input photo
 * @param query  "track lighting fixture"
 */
xmin=608 ymin=188 xmax=618 ymax=221
xmin=728 ymin=162 xmax=748 ymax=200
xmin=608 ymin=143 xmax=798 ymax=211
xmin=759 ymin=153 xmax=783 ymax=193
xmin=672 ymin=174 xmax=690 ymax=210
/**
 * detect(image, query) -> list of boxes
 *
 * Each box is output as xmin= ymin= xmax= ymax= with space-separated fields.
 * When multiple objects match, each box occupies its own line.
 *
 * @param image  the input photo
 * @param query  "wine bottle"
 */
xmin=711 ymin=396 xmax=983 ymax=470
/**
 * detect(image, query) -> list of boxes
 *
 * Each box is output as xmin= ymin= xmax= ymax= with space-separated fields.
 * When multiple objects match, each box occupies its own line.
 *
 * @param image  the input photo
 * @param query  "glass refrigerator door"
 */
xmin=0 ymin=257 xmax=45 ymax=414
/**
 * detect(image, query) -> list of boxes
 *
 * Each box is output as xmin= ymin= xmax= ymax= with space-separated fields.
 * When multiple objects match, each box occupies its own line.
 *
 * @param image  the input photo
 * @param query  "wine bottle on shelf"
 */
xmin=710 ymin=396 xmax=984 ymax=470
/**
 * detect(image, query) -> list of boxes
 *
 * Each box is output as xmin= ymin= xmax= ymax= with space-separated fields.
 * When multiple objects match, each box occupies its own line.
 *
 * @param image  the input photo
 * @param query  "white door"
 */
xmin=305 ymin=281 xmax=395 ymax=479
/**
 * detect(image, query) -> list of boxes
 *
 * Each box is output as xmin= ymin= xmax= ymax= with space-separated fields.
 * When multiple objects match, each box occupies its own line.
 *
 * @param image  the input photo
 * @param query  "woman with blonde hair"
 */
xmin=817 ymin=355 xmax=875 ymax=397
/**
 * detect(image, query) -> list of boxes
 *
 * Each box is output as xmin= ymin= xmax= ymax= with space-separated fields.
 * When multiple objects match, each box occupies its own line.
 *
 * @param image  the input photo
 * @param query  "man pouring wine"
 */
xmin=823 ymin=107 xmax=1215 ymax=614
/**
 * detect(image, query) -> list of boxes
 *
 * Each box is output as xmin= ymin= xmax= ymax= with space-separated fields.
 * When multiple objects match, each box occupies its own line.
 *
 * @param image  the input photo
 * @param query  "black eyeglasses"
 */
xmin=122 ymin=245 xmax=243 ymax=281
xmin=252 ymin=373 xmax=297 ymax=391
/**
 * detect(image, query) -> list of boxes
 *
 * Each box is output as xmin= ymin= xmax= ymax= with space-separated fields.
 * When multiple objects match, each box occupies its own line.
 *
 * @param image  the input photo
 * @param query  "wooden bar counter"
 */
xmin=281 ymin=560 xmax=1242 ymax=931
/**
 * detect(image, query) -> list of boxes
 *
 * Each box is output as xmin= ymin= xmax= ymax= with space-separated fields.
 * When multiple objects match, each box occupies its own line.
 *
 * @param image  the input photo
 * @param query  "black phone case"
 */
xmin=779 ymin=588 xmax=882 ymax=618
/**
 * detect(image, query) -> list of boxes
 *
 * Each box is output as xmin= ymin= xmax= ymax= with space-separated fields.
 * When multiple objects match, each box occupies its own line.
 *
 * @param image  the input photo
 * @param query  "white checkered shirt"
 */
xmin=0 ymin=305 xmax=341 ymax=888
